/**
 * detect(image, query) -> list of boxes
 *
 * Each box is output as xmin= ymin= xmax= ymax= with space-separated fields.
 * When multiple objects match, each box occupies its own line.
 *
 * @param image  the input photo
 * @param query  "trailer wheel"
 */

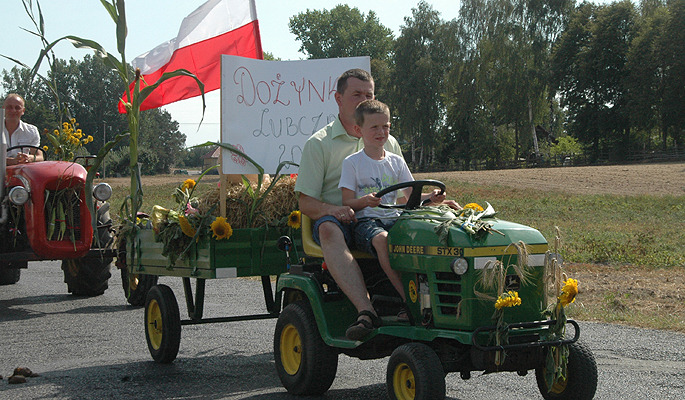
xmin=386 ymin=343 xmax=446 ymax=400
xmin=122 ymin=268 xmax=158 ymax=306
xmin=62 ymin=205 xmax=113 ymax=296
xmin=535 ymin=341 xmax=598 ymax=400
xmin=0 ymin=264 xmax=22 ymax=285
xmin=145 ymin=284 xmax=181 ymax=364
xmin=274 ymin=300 xmax=338 ymax=395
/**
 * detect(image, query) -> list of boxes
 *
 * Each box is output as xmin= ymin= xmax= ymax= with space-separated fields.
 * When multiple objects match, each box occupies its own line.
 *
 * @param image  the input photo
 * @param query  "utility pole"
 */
xmin=102 ymin=121 xmax=106 ymax=178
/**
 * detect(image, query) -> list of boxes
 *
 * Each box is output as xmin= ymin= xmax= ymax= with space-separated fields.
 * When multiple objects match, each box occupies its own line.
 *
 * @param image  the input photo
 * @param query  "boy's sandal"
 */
xmin=345 ymin=310 xmax=382 ymax=341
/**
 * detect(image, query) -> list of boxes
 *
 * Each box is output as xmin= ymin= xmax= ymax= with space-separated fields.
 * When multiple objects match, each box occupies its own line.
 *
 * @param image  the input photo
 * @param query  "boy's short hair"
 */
xmin=337 ymin=68 xmax=374 ymax=95
xmin=354 ymin=99 xmax=390 ymax=126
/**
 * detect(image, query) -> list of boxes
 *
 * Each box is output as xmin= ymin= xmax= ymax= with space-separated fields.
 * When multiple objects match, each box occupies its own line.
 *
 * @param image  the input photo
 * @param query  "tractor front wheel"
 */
xmin=274 ymin=300 xmax=338 ymax=395
xmin=535 ymin=341 xmax=598 ymax=400
xmin=145 ymin=284 xmax=181 ymax=364
xmin=0 ymin=264 xmax=22 ymax=285
xmin=62 ymin=205 xmax=113 ymax=296
xmin=386 ymin=342 xmax=446 ymax=400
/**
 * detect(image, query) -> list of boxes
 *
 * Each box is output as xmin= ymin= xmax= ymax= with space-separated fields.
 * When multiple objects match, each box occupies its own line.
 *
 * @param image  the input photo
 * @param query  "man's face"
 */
xmin=3 ymin=96 xmax=25 ymax=123
xmin=335 ymin=77 xmax=374 ymax=131
xmin=359 ymin=112 xmax=390 ymax=149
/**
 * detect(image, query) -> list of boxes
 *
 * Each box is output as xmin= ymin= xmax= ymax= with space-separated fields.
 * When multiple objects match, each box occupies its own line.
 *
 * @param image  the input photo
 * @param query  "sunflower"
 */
xmin=211 ymin=216 xmax=233 ymax=240
xmin=463 ymin=203 xmax=484 ymax=212
xmin=182 ymin=179 xmax=196 ymax=191
xmin=559 ymin=278 xmax=579 ymax=307
xmin=178 ymin=215 xmax=196 ymax=237
xmin=287 ymin=210 xmax=301 ymax=229
xmin=495 ymin=291 xmax=522 ymax=310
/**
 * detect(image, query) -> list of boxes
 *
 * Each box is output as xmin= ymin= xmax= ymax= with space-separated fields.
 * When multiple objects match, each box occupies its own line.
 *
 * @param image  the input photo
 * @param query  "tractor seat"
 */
xmin=301 ymin=214 xmax=374 ymax=259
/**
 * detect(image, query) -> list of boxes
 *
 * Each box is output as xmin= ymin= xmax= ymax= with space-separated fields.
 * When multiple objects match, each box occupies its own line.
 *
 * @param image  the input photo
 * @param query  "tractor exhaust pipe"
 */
xmin=0 ymin=109 xmax=8 ymax=224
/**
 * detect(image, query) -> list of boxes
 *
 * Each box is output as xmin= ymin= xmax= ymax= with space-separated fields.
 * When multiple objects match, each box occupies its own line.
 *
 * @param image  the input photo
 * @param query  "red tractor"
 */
xmin=0 ymin=142 xmax=115 ymax=296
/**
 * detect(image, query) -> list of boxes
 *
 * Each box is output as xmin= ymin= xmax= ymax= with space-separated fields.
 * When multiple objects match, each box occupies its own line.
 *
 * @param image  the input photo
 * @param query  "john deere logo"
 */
xmin=408 ymin=280 xmax=418 ymax=303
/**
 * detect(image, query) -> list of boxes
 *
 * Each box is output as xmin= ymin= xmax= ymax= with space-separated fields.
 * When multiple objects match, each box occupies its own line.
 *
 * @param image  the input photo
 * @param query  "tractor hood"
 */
xmin=388 ymin=208 xmax=548 ymax=262
xmin=6 ymin=161 xmax=93 ymax=259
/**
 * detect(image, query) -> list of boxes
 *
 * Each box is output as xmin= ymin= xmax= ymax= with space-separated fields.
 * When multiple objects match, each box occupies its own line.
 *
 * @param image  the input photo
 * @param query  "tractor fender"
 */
xmin=277 ymin=273 xmax=358 ymax=349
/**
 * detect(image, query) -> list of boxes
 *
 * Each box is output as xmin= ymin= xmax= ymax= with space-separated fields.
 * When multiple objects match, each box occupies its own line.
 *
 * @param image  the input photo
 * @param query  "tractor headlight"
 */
xmin=450 ymin=257 xmax=468 ymax=275
xmin=9 ymin=186 xmax=30 ymax=205
xmin=92 ymin=183 xmax=112 ymax=201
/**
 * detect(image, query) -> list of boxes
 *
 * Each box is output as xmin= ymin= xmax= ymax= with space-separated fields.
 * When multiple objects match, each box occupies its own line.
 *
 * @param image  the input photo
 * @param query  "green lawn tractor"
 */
xmin=274 ymin=179 xmax=598 ymax=400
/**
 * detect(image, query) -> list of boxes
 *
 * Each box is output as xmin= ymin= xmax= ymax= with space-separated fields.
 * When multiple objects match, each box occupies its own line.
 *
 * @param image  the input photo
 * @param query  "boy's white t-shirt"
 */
xmin=339 ymin=149 xmax=414 ymax=220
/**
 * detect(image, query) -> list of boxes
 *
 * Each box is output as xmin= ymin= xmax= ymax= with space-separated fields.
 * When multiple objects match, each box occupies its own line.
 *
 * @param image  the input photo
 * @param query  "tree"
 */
xmin=289 ymin=5 xmax=394 ymax=99
xmin=391 ymin=1 xmax=448 ymax=169
xmin=138 ymin=108 xmax=186 ymax=174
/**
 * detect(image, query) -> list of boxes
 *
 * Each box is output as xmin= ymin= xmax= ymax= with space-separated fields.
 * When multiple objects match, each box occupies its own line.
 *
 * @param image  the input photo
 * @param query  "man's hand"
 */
xmin=332 ymin=205 xmax=357 ymax=224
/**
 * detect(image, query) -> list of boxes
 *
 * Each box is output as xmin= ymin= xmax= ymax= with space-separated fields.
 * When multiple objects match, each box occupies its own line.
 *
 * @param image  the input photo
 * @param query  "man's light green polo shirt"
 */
xmin=295 ymin=116 xmax=403 ymax=206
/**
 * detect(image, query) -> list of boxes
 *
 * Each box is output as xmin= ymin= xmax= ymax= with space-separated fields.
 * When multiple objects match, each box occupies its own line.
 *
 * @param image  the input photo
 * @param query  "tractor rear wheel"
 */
xmin=274 ymin=300 xmax=338 ymax=395
xmin=536 ymin=341 xmax=598 ymax=400
xmin=62 ymin=205 xmax=113 ymax=296
xmin=0 ymin=265 xmax=22 ymax=285
xmin=386 ymin=342 xmax=446 ymax=400
xmin=145 ymin=284 xmax=181 ymax=364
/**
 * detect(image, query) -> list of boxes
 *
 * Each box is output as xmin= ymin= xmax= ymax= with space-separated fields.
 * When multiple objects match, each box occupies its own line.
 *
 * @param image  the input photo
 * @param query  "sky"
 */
xmin=0 ymin=0 xmax=461 ymax=147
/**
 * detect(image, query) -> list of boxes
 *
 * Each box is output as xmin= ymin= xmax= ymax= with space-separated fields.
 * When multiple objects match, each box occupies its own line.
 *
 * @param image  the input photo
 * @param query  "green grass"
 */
xmin=444 ymin=180 xmax=685 ymax=269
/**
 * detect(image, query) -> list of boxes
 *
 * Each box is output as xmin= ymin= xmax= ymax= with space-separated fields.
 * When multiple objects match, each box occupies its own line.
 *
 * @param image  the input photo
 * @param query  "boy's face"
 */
xmin=357 ymin=112 xmax=390 ymax=148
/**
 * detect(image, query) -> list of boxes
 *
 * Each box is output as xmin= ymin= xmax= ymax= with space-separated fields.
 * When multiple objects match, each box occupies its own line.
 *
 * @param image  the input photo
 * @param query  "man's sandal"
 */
xmin=397 ymin=306 xmax=409 ymax=322
xmin=345 ymin=310 xmax=382 ymax=341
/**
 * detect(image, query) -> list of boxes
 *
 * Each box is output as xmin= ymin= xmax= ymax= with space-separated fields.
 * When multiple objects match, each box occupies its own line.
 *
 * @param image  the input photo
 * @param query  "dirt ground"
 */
xmin=109 ymin=162 xmax=685 ymax=330
xmin=419 ymin=162 xmax=685 ymax=331
xmin=419 ymin=161 xmax=685 ymax=196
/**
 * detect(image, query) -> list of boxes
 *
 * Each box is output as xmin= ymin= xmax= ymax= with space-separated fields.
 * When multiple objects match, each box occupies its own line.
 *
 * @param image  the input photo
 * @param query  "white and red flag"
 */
xmin=118 ymin=0 xmax=263 ymax=112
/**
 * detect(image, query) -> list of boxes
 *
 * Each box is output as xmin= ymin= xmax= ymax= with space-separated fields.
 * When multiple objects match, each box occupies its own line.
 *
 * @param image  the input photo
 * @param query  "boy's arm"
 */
xmin=342 ymin=188 xmax=382 ymax=211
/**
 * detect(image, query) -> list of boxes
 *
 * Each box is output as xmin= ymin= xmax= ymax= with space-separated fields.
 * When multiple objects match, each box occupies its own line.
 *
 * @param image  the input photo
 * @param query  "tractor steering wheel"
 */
xmin=374 ymin=179 xmax=446 ymax=210
xmin=7 ymin=145 xmax=47 ymax=161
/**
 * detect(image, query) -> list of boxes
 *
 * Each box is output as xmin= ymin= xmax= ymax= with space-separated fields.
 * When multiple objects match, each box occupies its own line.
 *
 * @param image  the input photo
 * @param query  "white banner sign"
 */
xmin=220 ymin=55 xmax=370 ymax=174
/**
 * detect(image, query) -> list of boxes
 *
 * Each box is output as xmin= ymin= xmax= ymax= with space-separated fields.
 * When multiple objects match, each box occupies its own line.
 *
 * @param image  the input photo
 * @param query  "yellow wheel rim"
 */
xmin=147 ymin=299 xmax=163 ymax=350
xmin=280 ymin=324 xmax=302 ymax=375
xmin=393 ymin=362 xmax=415 ymax=400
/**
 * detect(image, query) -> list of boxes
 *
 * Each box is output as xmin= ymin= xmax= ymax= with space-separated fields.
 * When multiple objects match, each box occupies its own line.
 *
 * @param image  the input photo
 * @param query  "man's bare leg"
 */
xmin=318 ymin=221 xmax=376 ymax=324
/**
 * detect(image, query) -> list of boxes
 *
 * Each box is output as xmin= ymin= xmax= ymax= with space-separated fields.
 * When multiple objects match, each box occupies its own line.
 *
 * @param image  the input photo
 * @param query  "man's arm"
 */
xmin=299 ymin=192 xmax=356 ymax=223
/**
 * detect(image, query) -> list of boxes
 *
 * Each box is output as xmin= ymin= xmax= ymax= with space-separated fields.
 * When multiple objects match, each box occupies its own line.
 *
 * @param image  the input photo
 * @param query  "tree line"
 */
xmin=291 ymin=0 xmax=683 ymax=169
xmin=1 ymin=54 xmax=209 ymax=176
xmin=3 ymin=0 xmax=683 ymax=173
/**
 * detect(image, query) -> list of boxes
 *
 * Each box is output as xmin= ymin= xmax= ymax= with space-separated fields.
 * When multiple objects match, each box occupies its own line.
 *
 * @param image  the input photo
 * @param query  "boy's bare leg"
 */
xmin=372 ymin=232 xmax=406 ymax=302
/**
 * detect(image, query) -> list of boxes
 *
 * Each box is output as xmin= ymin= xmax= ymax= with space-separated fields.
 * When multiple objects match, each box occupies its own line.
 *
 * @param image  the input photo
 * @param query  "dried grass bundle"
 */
xmin=197 ymin=175 xmax=298 ymax=229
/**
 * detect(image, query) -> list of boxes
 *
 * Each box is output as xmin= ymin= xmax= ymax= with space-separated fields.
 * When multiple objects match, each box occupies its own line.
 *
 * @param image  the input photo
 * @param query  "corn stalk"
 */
xmin=27 ymin=0 xmax=205 ymax=237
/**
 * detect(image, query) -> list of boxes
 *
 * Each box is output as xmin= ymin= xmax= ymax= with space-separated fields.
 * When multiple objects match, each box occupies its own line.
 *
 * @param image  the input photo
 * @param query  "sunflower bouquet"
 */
xmin=43 ymin=118 xmax=94 ymax=161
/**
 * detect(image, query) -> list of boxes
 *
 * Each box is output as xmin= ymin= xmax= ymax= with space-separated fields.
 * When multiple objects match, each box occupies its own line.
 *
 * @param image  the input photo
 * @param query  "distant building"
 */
xmin=201 ymin=146 xmax=220 ymax=172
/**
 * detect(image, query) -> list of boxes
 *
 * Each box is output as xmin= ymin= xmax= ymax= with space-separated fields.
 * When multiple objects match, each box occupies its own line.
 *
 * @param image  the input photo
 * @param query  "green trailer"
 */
xmin=124 ymin=180 xmax=597 ymax=400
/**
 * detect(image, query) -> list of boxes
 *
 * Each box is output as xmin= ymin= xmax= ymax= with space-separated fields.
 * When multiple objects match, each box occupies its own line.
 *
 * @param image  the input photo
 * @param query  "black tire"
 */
xmin=536 ymin=341 xmax=598 ymax=400
xmin=274 ymin=300 xmax=338 ymax=395
xmin=386 ymin=342 xmax=446 ymax=400
xmin=122 ymin=268 xmax=158 ymax=306
xmin=145 ymin=284 xmax=181 ymax=364
xmin=0 ymin=267 xmax=21 ymax=285
xmin=62 ymin=204 xmax=113 ymax=296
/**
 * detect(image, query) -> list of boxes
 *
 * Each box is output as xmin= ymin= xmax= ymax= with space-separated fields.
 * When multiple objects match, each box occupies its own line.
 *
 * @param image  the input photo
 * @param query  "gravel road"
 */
xmin=1 ymin=262 xmax=684 ymax=399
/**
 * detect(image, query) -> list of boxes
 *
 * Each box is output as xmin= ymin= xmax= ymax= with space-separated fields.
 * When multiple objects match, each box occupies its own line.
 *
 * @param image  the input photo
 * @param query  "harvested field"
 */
xmin=418 ymin=161 xmax=685 ymax=196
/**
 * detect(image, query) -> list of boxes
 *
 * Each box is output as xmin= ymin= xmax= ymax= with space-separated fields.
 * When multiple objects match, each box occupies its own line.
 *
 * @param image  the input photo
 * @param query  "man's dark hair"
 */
xmin=337 ymin=68 xmax=373 ymax=94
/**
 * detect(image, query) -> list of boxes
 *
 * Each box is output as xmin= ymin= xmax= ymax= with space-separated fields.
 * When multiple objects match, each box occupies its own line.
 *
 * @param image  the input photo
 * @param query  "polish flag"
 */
xmin=118 ymin=0 xmax=263 ymax=113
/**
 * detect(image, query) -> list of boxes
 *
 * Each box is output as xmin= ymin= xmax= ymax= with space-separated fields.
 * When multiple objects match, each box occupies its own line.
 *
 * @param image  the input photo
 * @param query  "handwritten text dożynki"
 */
xmin=233 ymin=67 xmax=338 ymax=107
